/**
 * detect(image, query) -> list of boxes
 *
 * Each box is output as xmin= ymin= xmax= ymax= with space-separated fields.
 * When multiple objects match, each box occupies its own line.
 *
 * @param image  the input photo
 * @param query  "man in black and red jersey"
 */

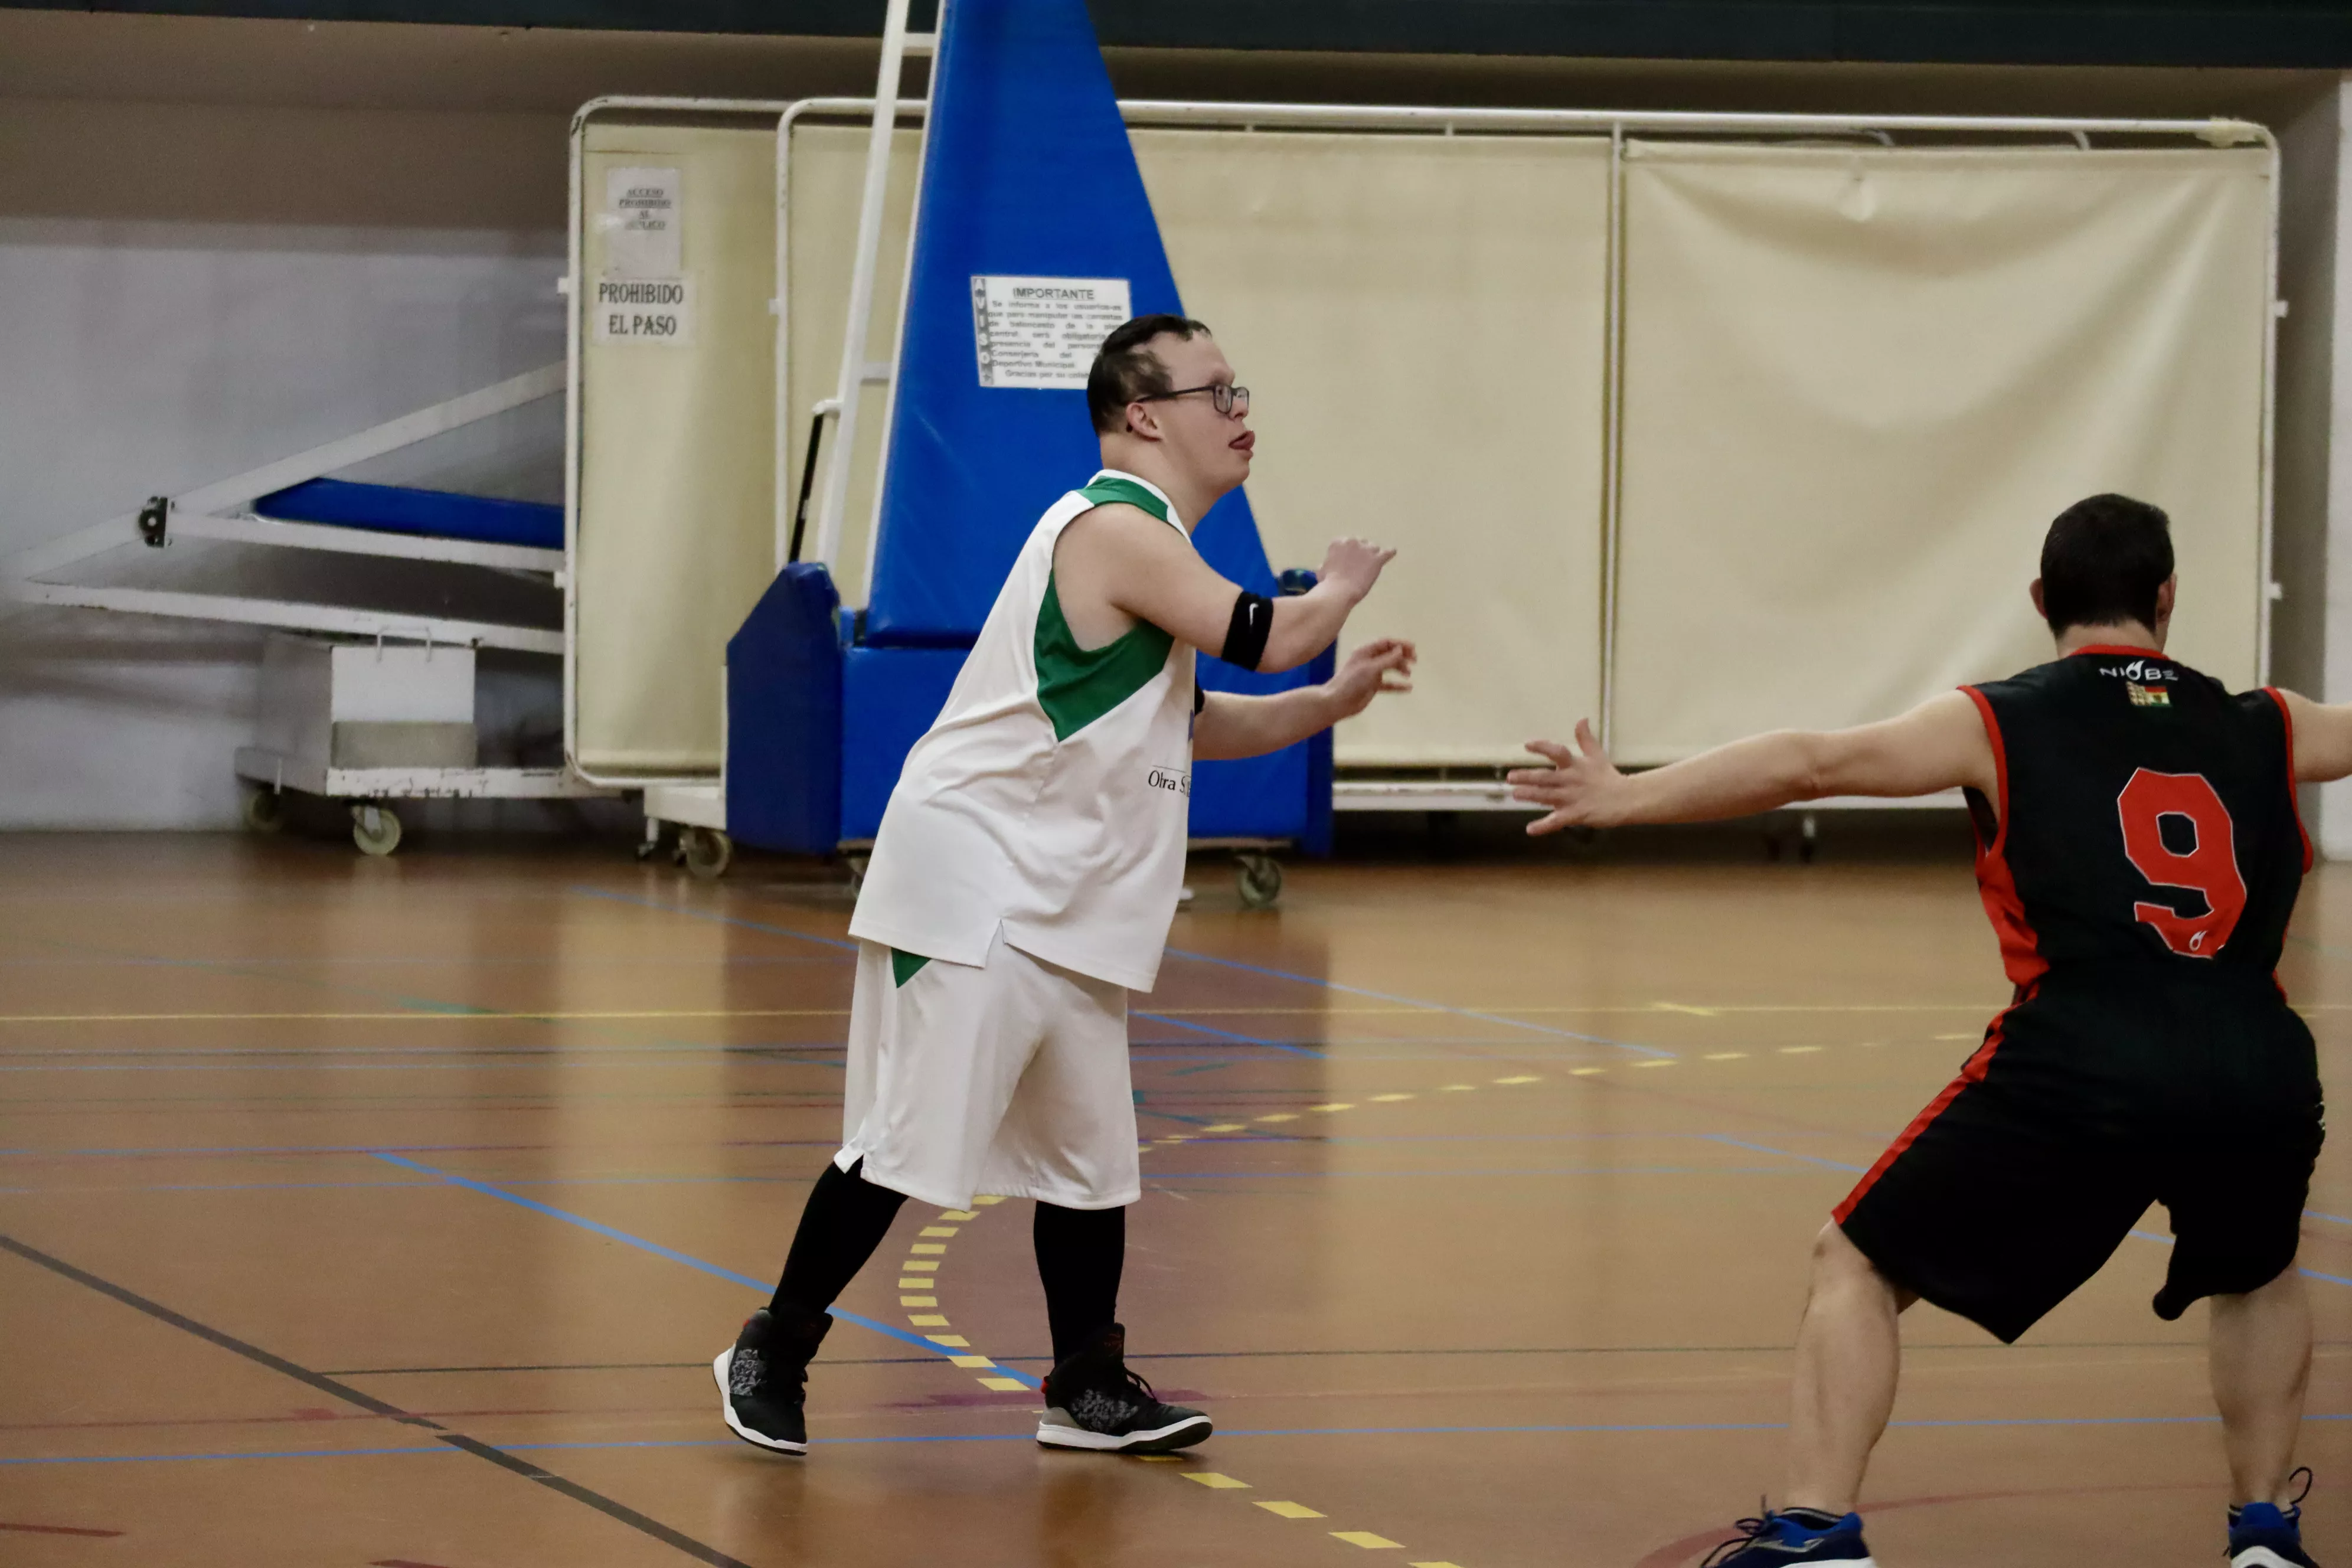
xmin=1510 ymin=494 xmax=2329 ymax=1568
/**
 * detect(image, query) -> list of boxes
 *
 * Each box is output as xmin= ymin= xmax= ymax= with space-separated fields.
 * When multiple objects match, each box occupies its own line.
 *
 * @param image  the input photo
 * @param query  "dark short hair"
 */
xmin=1087 ymin=313 xmax=1211 ymax=435
xmin=2038 ymin=494 xmax=2175 ymax=634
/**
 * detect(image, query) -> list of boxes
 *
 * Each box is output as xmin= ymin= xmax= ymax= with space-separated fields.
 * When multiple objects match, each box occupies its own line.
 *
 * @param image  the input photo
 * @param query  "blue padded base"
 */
xmin=255 ymin=479 xmax=563 ymax=551
xmin=842 ymin=646 xmax=971 ymax=841
xmin=727 ymin=564 xmax=844 ymax=855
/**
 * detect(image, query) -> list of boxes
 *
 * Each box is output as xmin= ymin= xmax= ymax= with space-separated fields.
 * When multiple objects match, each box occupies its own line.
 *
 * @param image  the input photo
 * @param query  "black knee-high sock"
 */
xmin=1034 ymin=1201 xmax=1125 ymax=1363
xmin=770 ymin=1158 xmax=906 ymax=1318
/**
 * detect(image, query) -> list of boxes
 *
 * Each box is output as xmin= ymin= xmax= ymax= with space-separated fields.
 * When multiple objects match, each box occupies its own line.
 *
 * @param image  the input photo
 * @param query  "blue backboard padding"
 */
xmin=840 ymin=643 xmax=1316 ymax=845
xmin=254 ymin=478 xmax=563 ymax=551
xmin=863 ymin=0 xmax=1276 ymax=645
xmin=726 ymin=564 xmax=844 ymax=855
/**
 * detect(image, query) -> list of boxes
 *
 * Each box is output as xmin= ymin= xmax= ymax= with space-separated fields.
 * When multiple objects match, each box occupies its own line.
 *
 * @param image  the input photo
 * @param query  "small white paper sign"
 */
xmin=971 ymin=275 xmax=1132 ymax=388
xmin=600 ymin=166 xmax=681 ymax=277
xmin=592 ymin=277 xmax=694 ymax=345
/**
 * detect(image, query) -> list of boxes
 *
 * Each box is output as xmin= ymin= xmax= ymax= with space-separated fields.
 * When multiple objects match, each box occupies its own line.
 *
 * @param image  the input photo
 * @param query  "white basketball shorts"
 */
xmin=834 ymin=928 xmax=1141 ymax=1210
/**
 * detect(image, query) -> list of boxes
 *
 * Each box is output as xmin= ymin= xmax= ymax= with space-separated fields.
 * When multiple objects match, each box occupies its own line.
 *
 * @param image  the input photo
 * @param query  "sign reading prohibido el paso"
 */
xmin=969 ymin=275 xmax=1132 ymax=388
xmin=596 ymin=165 xmax=694 ymax=345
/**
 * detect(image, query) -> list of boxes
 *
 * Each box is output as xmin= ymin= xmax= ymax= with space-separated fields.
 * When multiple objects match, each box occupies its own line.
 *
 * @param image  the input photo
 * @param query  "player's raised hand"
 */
xmin=1319 ymin=537 xmax=1397 ymax=603
xmin=1325 ymin=638 xmax=1416 ymax=720
xmin=1507 ymin=720 xmax=1625 ymax=835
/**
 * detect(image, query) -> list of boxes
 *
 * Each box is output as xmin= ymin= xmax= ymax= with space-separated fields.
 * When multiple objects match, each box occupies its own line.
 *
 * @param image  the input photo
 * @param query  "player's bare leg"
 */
xmin=2212 ymin=1263 xmax=2313 ymax=1505
xmin=1785 ymin=1223 xmax=1914 ymax=1515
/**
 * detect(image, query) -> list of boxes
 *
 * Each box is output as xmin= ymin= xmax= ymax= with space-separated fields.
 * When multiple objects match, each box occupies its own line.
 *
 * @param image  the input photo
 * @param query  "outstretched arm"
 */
xmin=1506 ymin=688 xmax=1998 ymax=835
xmin=2275 ymin=690 xmax=2352 ymax=783
xmin=1194 ymin=639 xmax=1416 ymax=761
xmin=1054 ymin=505 xmax=1394 ymax=674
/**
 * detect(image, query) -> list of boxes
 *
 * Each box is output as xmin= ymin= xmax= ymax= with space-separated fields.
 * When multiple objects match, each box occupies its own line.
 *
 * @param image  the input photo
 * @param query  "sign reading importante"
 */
xmin=971 ymin=275 xmax=1133 ymax=389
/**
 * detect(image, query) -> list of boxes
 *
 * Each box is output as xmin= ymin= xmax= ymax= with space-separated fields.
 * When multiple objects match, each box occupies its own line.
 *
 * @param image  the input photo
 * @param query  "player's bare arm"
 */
xmin=1194 ymin=638 xmax=1417 ymax=760
xmin=1506 ymin=688 xmax=1998 ymax=835
xmin=2273 ymin=690 xmax=2352 ymax=783
xmin=1052 ymin=505 xmax=1395 ymax=672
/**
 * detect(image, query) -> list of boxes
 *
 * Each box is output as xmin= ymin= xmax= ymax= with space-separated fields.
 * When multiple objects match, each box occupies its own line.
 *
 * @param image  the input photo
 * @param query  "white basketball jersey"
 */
xmin=847 ymin=471 xmax=1198 ymax=992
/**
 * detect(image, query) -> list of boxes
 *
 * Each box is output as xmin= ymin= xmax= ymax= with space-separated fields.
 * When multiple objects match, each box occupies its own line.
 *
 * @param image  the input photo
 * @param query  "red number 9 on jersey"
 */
xmin=2115 ymin=768 xmax=2248 ymax=958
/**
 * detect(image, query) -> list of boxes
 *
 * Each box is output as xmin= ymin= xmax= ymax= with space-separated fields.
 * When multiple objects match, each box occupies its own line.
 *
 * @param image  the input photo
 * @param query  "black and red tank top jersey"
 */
xmin=1963 ymin=645 xmax=2311 ymax=989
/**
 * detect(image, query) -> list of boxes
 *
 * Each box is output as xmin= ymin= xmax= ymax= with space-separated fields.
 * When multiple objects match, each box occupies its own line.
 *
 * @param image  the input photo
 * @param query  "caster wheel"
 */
xmin=241 ymin=786 xmax=285 ymax=835
xmin=351 ymin=802 xmax=403 ymax=858
xmin=844 ymin=852 xmax=870 ymax=896
xmin=681 ymin=827 xmax=733 ymax=881
xmin=1236 ymin=853 xmax=1283 ymax=909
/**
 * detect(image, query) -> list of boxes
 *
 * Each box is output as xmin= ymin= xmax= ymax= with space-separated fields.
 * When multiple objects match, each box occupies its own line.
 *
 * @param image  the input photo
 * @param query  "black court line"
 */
xmin=0 ymin=1233 xmax=755 ymax=1568
xmin=325 ymin=1356 xmax=946 ymax=1376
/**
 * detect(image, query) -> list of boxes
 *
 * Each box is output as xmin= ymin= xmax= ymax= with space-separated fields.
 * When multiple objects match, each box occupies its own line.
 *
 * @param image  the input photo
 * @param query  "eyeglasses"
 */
xmin=1135 ymin=382 xmax=1250 ymax=416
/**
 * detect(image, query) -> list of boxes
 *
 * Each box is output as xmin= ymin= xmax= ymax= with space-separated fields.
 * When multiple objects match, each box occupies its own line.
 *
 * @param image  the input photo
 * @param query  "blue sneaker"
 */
xmin=1703 ymin=1507 xmax=1876 ymax=1565
xmin=2231 ymin=1468 xmax=2320 ymax=1567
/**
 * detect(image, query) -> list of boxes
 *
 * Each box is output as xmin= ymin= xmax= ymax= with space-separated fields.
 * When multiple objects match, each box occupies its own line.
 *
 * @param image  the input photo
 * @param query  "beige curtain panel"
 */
xmin=574 ymin=122 xmax=778 ymax=778
xmin=1135 ymin=130 xmax=1612 ymax=767
xmin=1610 ymin=142 xmax=2270 ymax=766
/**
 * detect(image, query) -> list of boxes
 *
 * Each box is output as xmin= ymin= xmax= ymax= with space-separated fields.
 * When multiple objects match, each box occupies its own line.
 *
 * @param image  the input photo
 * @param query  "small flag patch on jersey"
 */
xmin=2126 ymin=682 xmax=2170 ymax=707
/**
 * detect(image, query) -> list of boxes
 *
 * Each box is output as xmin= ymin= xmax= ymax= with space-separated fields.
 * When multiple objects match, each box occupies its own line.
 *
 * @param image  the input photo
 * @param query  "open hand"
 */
xmin=1506 ymin=719 xmax=1624 ymax=835
xmin=1325 ymin=638 xmax=1416 ymax=720
xmin=1319 ymin=537 xmax=1397 ymax=603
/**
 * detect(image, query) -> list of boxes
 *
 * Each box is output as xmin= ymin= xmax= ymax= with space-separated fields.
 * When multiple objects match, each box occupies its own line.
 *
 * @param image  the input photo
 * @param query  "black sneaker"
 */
xmin=713 ymin=1305 xmax=830 ymax=1455
xmin=1035 ymin=1323 xmax=1211 ymax=1454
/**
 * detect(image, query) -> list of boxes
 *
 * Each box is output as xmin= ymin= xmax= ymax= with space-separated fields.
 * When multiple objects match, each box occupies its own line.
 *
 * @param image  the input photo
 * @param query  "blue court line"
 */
xmin=1132 ymin=1011 xmax=1324 ymax=1060
xmin=568 ymin=880 xmax=1657 ymax=1063
xmin=21 ymin=1411 xmax=2352 ymax=1465
xmin=1162 ymin=946 xmax=1675 ymax=1059
xmin=365 ymin=1151 xmax=1043 ymax=1390
xmin=570 ymin=886 xmax=857 ymax=951
xmin=1694 ymin=1134 xmax=1869 ymax=1174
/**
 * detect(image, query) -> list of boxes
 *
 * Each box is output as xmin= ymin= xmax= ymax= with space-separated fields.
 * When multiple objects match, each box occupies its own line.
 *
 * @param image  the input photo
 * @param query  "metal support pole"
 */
xmin=811 ymin=0 xmax=917 ymax=574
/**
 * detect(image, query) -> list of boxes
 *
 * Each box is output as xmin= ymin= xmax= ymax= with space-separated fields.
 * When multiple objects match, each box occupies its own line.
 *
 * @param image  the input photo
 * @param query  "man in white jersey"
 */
xmin=715 ymin=313 xmax=1413 ymax=1457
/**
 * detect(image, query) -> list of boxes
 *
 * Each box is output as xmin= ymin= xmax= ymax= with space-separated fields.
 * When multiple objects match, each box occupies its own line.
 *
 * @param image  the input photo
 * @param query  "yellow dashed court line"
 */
xmin=1186 ymin=1472 xmax=1252 ymax=1489
xmin=1705 ymin=1051 xmax=1749 ymax=1061
xmin=1256 ymin=1501 xmax=1326 ymax=1519
xmin=1630 ymin=1060 xmax=1675 ymax=1069
xmin=1332 ymin=1531 xmax=1404 ymax=1549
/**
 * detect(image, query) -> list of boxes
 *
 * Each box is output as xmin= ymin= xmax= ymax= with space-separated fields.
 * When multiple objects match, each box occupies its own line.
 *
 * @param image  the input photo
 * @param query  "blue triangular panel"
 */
xmin=863 ymin=0 xmax=1275 ymax=645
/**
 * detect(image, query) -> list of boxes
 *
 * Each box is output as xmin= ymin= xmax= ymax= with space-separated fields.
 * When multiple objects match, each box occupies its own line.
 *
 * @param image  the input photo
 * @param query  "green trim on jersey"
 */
xmin=891 ymin=949 xmax=931 ymax=987
xmin=1035 ymin=576 xmax=1174 ymax=742
xmin=1074 ymin=475 xmax=1171 ymax=522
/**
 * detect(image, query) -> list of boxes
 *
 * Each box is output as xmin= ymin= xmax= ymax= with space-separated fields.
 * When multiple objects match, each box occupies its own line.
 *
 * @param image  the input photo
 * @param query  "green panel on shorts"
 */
xmin=1034 ymin=574 xmax=1174 ymax=742
xmin=891 ymin=949 xmax=931 ymax=987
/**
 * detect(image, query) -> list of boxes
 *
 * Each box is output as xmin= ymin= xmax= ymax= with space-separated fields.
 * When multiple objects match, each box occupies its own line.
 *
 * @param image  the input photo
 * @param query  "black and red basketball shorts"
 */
xmin=1835 ymin=970 xmax=2323 ymax=1344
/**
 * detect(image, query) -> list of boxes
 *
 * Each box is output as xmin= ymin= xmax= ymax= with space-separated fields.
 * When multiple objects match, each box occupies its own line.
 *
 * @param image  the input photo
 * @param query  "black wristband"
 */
xmin=1219 ymin=590 xmax=1274 ymax=671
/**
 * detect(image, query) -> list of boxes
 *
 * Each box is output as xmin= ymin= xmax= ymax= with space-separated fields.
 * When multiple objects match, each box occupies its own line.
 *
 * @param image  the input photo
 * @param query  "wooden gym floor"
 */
xmin=4 ymin=831 xmax=2350 ymax=1567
